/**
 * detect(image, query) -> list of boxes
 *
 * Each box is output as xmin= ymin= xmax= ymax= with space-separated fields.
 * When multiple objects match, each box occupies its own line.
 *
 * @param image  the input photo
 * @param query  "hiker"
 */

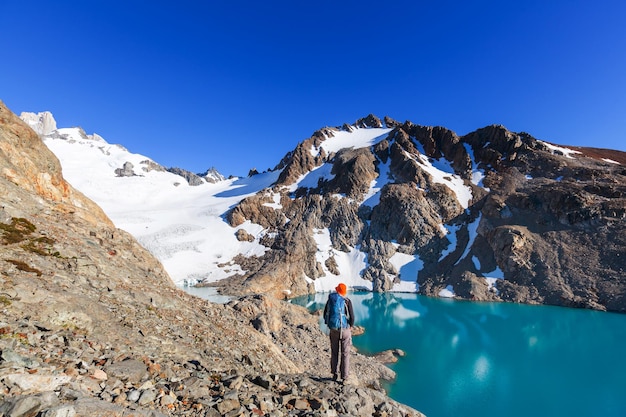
xmin=323 ymin=283 xmax=354 ymax=383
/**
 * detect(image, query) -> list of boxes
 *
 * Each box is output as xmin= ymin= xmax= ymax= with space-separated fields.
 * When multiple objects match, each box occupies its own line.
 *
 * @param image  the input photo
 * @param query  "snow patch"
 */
xmin=389 ymin=249 xmax=423 ymax=292
xmin=484 ymin=266 xmax=504 ymax=295
xmin=311 ymin=228 xmax=372 ymax=292
xmin=290 ymin=163 xmax=335 ymax=192
xmin=262 ymin=191 xmax=282 ymax=210
xmin=454 ymin=214 xmax=482 ymax=266
xmin=464 ymin=143 xmax=489 ymax=190
xmin=439 ymin=285 xmax=456 ymax=298
xmin=414 ymin=153 xmax=473 ymax=209
xmin=539 ymin=141 xmax=582 ymax=159
xmin=485 ymin=266 xmax=504 ymax=279
xmin=362 ymin=158 xmax=392 ymax=207
xmin=439 ymin=223 xmax=462 ymax=261
xmin=485 ymin=278 xmax=500 ymax=295
xmin=472 ymin=256 xmax=481 ymax=270
xmin=310 ymin=127 xmax=392 ymax=157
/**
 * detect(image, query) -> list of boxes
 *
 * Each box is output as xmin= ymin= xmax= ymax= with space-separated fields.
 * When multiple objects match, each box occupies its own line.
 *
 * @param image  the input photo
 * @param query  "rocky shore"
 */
xmin=1 ymin=294 xmax=422 ymax=417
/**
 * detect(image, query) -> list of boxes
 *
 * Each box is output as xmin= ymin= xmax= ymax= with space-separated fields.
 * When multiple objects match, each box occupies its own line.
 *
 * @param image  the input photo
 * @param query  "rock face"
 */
xmin=115 ymin=161 xmax=137 ymax=177
xmin=1 ymin=101 xmax=423 ymax=416
xmin=221 ymin=115 xmax=626 ymax=312
xmin=167 ymin=167 xmax=205 ymax=185
xmin=19 ymin=111 xmax=57 ymax=136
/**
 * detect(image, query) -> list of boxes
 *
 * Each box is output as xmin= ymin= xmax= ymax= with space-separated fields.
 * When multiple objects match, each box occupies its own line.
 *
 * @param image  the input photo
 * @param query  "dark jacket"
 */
xmin=323 ymin=294 xmax=355 ymax=328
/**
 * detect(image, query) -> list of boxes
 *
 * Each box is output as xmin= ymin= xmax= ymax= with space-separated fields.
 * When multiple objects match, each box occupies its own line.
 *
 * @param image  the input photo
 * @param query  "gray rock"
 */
xmin=39 ymin=405 xmax=77 ymax=417
xmin=0 ymin=392 xmax=59 ymax=417
xmin=3 ymin=374 xmax=71 ymax=393
xmin=105 ymin=359 xmax=147 ymax=384
xmin=138 ymin=388 xmax=157 ymax=405
xmin=216 ymin=397 xmax=241 ymax=414
xmin=126 ymin=389 xmax=140 ymax=402
xmin=114 ymin=161 xmax=136 ymax=177
xmin=1 ymin=349 xmax=37 ymax=368
xmin=167 ymin=167 xmax=205 ymax=186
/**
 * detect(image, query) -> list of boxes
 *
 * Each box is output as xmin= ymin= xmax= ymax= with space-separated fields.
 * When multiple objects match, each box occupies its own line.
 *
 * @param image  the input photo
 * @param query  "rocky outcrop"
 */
xmin=115 ymin=161 xmax=137 ymax=177
xmin=355 ymin=114 xmax=383 ymax=129
xmin=19 ymin=111 xmax=57 ymax=136
xmin=275 ymin=134 xmax=326 ymax=186
xmin=167 ymin=167 xmax=204 ymax=186
xmin=320 ymin=147 xmax=379 ymax=199
xmin=140 ymin=159 xmax=168 ymax=173
xmin=1 ymin=103 xmax=112 ymax=227
xmin=0 ymin=101 xmax=423 ymax=416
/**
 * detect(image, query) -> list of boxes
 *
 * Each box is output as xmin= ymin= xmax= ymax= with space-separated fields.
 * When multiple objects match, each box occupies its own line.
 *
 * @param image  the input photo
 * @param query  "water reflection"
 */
xmin=181 ymin=286 xmax=231 ymax=304
xmin=293 ymin=292 xmax=626 ymax=417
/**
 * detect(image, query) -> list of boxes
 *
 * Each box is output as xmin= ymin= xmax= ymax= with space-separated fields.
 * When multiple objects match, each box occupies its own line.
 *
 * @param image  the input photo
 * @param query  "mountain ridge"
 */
xmin=221 ymin=115 xmax=626 ymax=311
xmin=20 ymin=109 xmax=626 ymax=313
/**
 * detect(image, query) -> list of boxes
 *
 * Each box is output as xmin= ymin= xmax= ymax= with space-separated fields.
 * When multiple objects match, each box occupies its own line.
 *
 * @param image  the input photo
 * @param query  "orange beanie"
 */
xmin=336 ymin=283 xmax=347 ymax=296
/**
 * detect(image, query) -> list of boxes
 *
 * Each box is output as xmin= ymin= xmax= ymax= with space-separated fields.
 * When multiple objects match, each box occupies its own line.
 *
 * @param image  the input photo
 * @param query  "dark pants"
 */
xmin=329 ymin=327 xmax=351 ymax=379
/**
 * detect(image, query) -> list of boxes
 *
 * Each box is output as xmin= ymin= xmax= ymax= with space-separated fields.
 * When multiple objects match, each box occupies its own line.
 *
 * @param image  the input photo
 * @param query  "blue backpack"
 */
xmin=325 ymin=292 xmax=348 ymax=330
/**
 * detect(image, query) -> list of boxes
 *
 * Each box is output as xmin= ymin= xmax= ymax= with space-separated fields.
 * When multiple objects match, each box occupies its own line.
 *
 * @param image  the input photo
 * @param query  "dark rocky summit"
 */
xmin=0 ymin=102 xmax=423 ymax=415
xmin=201 ymin=167 xmax=226 ymax=184
xmin=221 ymin=114 xmax=626 ymax=313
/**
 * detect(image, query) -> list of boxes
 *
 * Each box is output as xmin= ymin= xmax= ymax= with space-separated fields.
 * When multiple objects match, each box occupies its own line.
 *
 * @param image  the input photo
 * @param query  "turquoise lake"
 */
xmin=293 ymin=292 xmax=626 ymax=417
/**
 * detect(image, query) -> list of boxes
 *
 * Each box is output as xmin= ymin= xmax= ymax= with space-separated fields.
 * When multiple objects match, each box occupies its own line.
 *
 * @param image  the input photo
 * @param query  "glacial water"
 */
xmin=293 ymin=292 xmax=626 ymax=417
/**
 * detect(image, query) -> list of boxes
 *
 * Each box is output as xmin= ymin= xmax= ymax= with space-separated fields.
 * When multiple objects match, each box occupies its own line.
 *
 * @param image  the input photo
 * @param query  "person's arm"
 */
xmin=346 ymin=298 xmax=355 ymax=327
xmin=323 ymin=299 xmax=329 ymax=325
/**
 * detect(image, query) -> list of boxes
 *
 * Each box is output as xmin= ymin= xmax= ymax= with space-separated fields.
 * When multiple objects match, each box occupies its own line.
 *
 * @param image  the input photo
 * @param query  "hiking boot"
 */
xmin=342 ymin=375 xmax=358 ymax=386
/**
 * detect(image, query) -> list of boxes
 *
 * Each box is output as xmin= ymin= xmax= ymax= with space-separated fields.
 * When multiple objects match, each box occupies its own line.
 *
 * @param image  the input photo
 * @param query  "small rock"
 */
xmin=252 ymin=375 xmax=272 ymax=389
xmin=0 ymin=392 xmax=59 ymax=416
xmin=1 ymin=348 xmax=37 ymax=368
xmin=138 ymin=388 xmax=157 ymax=405
xmin=224 ymin=374 xmax=244 ymax=390
xmin=291 ymin=398 xmax=310 ymax=410
xmin=92 ymin=369 xmax=107 ymax=380
xmin=105 ymin=359 xmax=147 ymax=384
xmin=4 ymin=373 xmax=71 ymax=392
xmin=126 ymin=389 xmax=141 ymax=402
xmin=217 ymin=397 xmax=241 ymax=414
xmin=40 ymin=404 xmax=77 ymax=417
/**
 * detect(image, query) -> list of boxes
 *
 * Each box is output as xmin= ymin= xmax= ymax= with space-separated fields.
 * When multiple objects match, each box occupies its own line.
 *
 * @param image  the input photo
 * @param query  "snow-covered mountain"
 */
xmin=22 ymin=111 xmax=626 ymax=312
xmin=26 ymin=112 xmax=422 ymax=292
xmin=20 ymin=111 xmax=271 ymax=286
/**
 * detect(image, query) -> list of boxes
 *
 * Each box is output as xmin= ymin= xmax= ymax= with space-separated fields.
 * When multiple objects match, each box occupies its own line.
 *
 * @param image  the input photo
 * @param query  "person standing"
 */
xmin=323 ymin=283 xmax=354 ymax=383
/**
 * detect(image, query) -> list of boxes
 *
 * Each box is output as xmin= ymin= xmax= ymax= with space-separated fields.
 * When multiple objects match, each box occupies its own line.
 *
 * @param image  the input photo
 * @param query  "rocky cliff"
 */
xmin=222 ymin=115 xmax=626 ymax=312
xmin=0 ymin=102 xmax=422 ymax=416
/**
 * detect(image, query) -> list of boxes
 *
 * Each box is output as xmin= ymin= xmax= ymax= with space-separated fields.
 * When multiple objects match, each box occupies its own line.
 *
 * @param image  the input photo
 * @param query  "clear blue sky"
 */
xmin=1 ymin=0 xmax=625 ymax=176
